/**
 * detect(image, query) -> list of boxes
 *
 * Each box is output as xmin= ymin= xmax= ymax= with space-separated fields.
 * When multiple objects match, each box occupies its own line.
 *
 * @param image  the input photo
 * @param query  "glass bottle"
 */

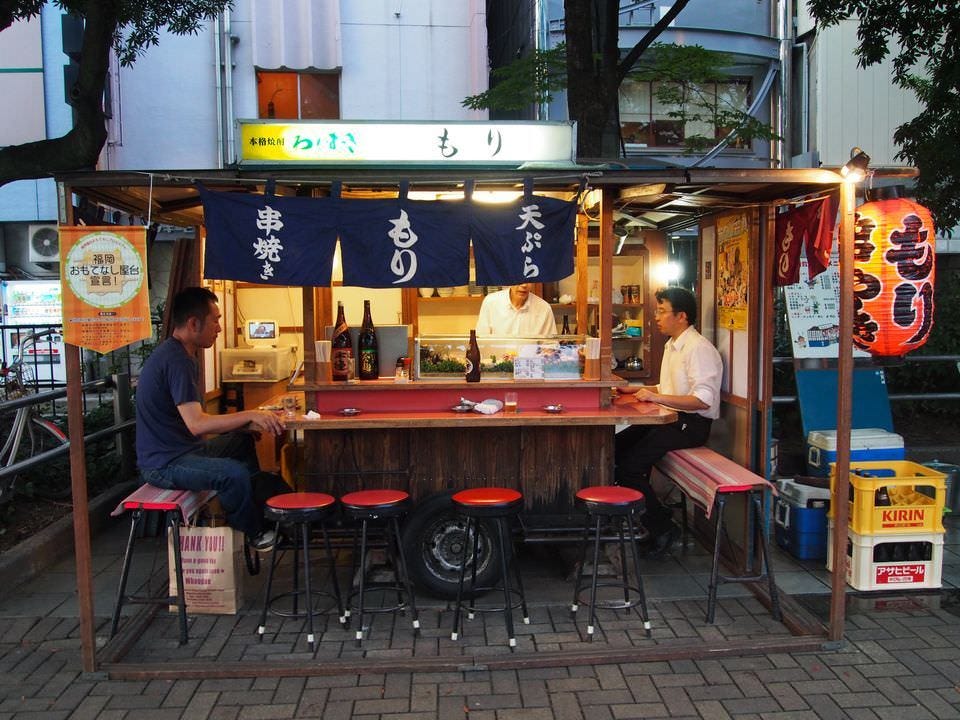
xmin=588 ymin=279 xmax=600 ymax=304
xmin=875 ymin=485 xmax=891 ymax=507
xmin=561 ymin=314 xmax=571 ymax=335
xmin=331 ymin=301 xmax=353 ymax=381
xmin=465 ymin=330 xmax=481 ymax=382
xmin=357 ymin=300 xmax=379 ymax=380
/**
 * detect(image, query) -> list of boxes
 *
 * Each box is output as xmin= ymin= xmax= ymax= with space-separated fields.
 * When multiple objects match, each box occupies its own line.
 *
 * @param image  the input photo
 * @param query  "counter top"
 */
xmin=297 ymin=378 xmax=624 ymax=392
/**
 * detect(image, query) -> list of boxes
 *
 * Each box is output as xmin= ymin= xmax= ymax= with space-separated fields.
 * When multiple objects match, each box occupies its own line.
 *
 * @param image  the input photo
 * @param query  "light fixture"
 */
xmin=840 ymin=147 xmax=871 ymax=182
xmin=613 ymin=225 xmax=628 ymax=255
xmin=620 ymin=183 xmax=668 ymax=200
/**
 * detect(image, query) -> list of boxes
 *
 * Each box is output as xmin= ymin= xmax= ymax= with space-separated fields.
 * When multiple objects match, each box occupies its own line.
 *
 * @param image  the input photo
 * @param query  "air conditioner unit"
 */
xmin=27 ymin=224 xmax=60 ymax=263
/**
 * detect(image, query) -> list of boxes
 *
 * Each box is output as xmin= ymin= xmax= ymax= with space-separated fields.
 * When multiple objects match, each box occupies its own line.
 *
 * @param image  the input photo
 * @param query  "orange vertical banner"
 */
xmin=60 ymin=226 xmax=152 ymax=353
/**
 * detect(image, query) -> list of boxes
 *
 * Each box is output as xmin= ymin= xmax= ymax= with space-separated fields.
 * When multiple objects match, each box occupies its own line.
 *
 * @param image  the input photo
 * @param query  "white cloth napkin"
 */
xmin=303 ymin=410 xmax=321 ymax=419
xmin=473 ymin=399 xmax=504 ymax=415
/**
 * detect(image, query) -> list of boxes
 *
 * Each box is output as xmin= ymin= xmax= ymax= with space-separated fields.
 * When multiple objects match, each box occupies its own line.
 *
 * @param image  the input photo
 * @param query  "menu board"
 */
xmin=784 ymin=249 xmax=867 ymax=359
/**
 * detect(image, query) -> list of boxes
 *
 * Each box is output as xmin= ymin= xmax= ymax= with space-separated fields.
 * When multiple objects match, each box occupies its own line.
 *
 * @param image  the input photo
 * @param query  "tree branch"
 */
xmin=617 ymin=0 xmax=692 ymax=83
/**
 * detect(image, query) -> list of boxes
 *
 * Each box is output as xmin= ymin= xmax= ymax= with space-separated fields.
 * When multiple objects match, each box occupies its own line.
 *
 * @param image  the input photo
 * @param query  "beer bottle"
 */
xmin=561 ymin=314 xmax=571 ymax=335
xmin=465 ymin=330 xmax=481 ymax=382
xmin=875 ymin=485 xmax=891 ymax=506
xmin=358 ymin=300 xmax=379 ymax=380
xmin=331 ymin=301 xmax=353 ymax=381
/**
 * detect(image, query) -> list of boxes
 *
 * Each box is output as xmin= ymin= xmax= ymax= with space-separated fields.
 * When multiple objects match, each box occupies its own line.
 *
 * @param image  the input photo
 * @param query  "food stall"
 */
xmin=54 ymin=120 xmax=920 ymax=674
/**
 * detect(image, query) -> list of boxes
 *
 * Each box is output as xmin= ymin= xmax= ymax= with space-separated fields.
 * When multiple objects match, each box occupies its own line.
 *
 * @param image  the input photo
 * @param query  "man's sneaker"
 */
xmin=250 ymin=529 xmax=277 ymax=552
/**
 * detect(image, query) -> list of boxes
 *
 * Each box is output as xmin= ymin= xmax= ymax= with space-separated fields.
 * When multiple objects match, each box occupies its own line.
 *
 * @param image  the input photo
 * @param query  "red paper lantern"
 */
xmin=853 ymin=197 xmax=936 ymax=356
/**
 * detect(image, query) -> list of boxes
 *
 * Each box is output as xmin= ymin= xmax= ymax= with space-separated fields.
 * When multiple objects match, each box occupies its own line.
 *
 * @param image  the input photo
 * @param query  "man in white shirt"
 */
xmin=614 ymin=287 xmax=723 ymax=556
xmin=476 ymin=284 xmax=557 ymax=337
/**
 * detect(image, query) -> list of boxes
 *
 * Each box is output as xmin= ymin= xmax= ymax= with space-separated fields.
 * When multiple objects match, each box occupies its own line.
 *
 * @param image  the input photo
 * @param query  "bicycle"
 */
xmin=0 ymin=329 xmax=70 ymax=505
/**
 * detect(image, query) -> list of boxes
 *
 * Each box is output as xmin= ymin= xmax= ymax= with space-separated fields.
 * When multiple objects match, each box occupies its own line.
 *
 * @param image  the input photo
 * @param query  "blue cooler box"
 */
xmin=775 ymin=478 xmax=831 ymax=560
xmin=806 ymin=428 xmax=904 ymax=477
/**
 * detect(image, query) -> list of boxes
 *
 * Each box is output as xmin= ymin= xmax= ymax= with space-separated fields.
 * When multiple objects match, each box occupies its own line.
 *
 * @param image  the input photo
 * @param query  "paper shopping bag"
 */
xmin=168 ymin=525 xmax=245 ymax=614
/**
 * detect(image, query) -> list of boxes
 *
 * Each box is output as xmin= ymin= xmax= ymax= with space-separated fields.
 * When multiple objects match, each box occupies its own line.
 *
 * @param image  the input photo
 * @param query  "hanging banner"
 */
xmin=716 ymin=213 xmax=749 ymax=330
xmin=471 ymin=197 xmax=576 ymax=285
xmin=199 ymin=185 xmax=340 ymax=286
xmin=338 ymin=199 xmax=471 ymax=288
xmin=60 ymin=226 xmax=152 ymax=353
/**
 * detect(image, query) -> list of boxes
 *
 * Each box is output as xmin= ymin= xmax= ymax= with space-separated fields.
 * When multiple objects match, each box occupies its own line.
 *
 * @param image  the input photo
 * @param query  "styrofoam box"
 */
xmin=827 ymin=524 xmax=944 ymax=591
xmin=806 ymin=428 xmax=904 ymax=477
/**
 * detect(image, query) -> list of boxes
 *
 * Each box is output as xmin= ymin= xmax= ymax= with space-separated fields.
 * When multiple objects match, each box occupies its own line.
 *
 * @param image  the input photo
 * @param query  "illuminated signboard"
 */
xmin=238 ymin=120 xmax=576 ymax=165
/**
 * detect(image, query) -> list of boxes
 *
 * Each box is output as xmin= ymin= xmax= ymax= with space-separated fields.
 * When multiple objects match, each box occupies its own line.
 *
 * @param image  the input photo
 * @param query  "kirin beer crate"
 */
xmin=827 ymin=523 xmax=944 ymax=591
xmin=828 ymin=461 xmax=946 ymax=535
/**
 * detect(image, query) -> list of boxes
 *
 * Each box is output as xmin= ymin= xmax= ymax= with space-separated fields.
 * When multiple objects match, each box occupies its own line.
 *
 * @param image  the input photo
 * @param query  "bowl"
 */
xmin=450 ymin=404 xmax=473 ymax=413
xmin=542 ymin=404 xmax=564 ymax=414
xmin=339 ymin=408 xmax=362 ymax=416
xmin=436 ymin=287 xmax=455 ymax=297
xmin=418 ymin=287 xmax=435 ymax=298
xmin=453 ymin=285 xmax=469 ymax=296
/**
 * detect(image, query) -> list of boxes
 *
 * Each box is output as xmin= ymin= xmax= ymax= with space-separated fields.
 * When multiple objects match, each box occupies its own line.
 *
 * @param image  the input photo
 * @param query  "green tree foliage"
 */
xmin=807 ymin=1 xmax=960 ymax=229
xmin=0 ymin=0 xmax=232 ymax=187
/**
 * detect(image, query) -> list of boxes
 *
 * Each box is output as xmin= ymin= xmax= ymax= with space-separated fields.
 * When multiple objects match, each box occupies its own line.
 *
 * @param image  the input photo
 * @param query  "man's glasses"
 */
xmin=654 ymin=308 xmax=675 ymax=316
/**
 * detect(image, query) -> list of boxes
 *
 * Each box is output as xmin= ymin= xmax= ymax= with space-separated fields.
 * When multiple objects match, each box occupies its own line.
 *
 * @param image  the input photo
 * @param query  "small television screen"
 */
xmin=245 ymin=319 xmax=278 ymax=346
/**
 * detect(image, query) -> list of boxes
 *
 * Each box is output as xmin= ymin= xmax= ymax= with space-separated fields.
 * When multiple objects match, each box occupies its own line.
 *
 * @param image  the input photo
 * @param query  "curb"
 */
xmin=0 ymin=481 xmax=137 ymax=593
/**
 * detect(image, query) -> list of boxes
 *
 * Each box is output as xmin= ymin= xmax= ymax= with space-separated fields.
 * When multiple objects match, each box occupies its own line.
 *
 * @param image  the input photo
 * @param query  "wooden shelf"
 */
xmin=418 ymin=295 xmax=483 ymax=302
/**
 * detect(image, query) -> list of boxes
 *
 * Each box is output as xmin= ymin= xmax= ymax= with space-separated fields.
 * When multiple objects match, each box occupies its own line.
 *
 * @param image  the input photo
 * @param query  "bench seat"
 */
xmin=654 ymin=447 xmax=781 ymax=624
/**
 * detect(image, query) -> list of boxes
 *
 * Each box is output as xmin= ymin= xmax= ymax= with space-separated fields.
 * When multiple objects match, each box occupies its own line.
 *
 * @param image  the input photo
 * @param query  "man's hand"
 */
xmin=631 ymin=387 xmax=659 ymax=403
xmin=246 ymin=409 xmax=285 ymax=436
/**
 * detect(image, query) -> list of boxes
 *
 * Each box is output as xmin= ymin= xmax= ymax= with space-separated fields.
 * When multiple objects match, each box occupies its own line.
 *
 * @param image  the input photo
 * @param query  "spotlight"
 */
xmin=840 ymin=147 xmax=871 ymax=182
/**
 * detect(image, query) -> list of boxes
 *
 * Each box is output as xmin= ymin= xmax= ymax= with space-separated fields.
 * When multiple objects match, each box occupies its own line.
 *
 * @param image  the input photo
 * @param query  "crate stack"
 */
xmin=827 ymin=461 xmax=947 ymax=591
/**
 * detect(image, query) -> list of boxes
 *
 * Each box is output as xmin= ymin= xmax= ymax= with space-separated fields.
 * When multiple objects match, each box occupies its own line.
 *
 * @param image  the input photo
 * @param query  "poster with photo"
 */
xmin=783 ymin=248 xmax=868 ymax=359
xmin=716 ymin=213 xmax=749 ymax=330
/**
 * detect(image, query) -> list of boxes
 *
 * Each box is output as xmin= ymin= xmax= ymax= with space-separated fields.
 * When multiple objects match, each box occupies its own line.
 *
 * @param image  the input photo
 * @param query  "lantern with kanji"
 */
xmin=853 ymin=196 xmax=936 ymax=356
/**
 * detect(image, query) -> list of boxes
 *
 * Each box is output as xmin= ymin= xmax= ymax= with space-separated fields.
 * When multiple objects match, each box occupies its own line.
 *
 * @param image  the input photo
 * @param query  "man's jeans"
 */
xmin=141 ymin=432 xmax=262 ymax=538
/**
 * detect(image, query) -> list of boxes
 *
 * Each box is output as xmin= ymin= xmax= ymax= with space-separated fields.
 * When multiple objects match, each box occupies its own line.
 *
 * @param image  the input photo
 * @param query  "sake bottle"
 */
xmin=357 ymin=300 xmax=379 ymax=380
xmin=465 ymin=330 xmax=481 ymax=382
xmin=561 ymin=314 xmax=571 ymax=335
xmin=331 ymin=301 xmax=353 ymax=381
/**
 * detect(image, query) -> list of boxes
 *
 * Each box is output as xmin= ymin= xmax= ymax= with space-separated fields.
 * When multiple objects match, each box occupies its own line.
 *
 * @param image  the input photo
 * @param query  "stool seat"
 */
xmin=265 ymin=492 xmax=336 ymax=521
xmin=576 ymin=485 xmax=644 ymax=511
xmin=571 ymin=484 xmax=651 ymax=640
xmin=341 ymin=489 xmax=409 ymax=517
xmin=452 ymin=488 xmax=523 ymax=517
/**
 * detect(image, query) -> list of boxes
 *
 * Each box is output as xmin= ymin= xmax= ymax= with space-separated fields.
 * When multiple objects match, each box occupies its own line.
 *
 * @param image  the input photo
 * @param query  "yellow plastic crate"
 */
xmin=828 ymin=460 xmax=946 ymax=535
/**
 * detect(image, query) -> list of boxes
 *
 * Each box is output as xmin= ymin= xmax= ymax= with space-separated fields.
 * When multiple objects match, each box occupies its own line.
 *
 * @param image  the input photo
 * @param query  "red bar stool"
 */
xmin=256 ymin=492 xmax=344 ymax=652
xmin=450 ymin=487 xmax=529 ymax=648
xmin=340 ymin=489 xmax=420 ymax=646
xmin=571 ymin=485 xmax=651 ymax=640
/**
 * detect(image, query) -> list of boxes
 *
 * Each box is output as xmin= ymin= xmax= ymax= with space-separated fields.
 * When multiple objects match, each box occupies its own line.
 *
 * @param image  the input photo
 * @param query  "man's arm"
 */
xmin=177 ymin=402 xmax=285 ymax=438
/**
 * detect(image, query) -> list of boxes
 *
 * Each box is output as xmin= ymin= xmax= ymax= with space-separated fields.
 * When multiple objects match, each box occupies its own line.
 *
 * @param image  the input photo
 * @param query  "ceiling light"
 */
xmin=840 ymin=147 xmax=871 ymax=182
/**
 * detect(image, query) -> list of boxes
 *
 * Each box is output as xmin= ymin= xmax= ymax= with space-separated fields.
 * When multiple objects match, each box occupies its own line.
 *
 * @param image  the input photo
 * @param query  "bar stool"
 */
xmin=571 ymin=485 xmax=651 ymax=640
xmin=450 ymin=487 xmax=529 ymax=648
xmin=256 ymin=492 xmax=344 ymax=651
xmin=340 ymin=489 xmax=420 ymax=646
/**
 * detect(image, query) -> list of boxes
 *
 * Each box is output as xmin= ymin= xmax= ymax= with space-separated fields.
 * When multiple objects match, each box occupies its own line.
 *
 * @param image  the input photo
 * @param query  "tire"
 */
xmin=18 ymin=417 xmax=70 ymax=501
xmin=400 ymin=490 xmax=508 ymax=600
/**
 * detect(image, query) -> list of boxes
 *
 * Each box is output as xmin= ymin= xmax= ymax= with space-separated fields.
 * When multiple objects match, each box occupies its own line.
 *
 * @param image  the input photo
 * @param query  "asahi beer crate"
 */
xmin=827 ymin=523 xmax=944 ymax=591
xmin=828 ymin=461 xmax=946 ymax=535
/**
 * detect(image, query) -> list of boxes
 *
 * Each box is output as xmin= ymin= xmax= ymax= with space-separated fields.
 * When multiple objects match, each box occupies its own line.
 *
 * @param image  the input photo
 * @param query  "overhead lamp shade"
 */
xmin=853 ymin=198 xmax=936 ymax=356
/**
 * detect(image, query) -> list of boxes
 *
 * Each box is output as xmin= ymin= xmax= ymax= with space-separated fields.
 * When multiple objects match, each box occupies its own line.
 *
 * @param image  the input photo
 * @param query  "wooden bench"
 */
xmin=109 ymin=484 xmax=216 ymax=645
xmin=654 ymin=447 xmax=781 ymax=623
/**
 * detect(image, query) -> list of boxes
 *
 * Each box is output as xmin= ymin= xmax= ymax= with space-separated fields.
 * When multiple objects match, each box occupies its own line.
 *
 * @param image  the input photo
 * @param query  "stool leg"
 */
xmin=587 ymin=514 xmax=603 ymax=639
xmin=753 ymin=493 xmax=782 ymax=621
xmin=494 ymin=517 xmax=518 ymax=648
xmin=625 ymin=512 xmax=652 ymax=637
xmin=390 ymin=516 xmax=420 ymax=634
xmin=450 ymin=517 xmax=471 ymax=641
xmin=110 ymin=509 xmax=143 ymax=638
xmin=504 ymin=517 xmax=529 ymax=626
xmin=616 ymin=518 xmax=631 ymax=606
xmin=355 ymin=520 xmax=368 ymax=645
xmin=467 ymin=517 xmax=481 ymax=620
xmin=570 ymin=513 xmax=591 ymax=613
xmin=299 ymin=520 xmax=317 ymax=651
xmin=168 ymin=514 xmax=189 ymax=646
xmin=320 ymin=522 xmax=347 ymax=625
xmin=256 ymin=519 xmax=283 ymax=640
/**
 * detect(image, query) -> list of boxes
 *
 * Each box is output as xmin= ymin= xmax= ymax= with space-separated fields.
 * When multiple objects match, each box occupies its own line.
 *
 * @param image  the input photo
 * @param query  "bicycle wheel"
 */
xmin=15 ymin=417 xmax=70 ymax=501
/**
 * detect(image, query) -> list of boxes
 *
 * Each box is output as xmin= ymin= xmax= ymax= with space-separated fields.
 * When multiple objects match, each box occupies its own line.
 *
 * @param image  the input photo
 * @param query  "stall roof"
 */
xmin=56 ymin=165 xmax=916 ymax=231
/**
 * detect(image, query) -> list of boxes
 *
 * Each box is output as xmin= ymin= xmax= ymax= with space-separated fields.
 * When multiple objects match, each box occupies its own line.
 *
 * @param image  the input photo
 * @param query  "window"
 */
xmin=256 ymin=71 xmax=340 ymax=119
xmin=619 ymin=77 xmax=751 ymax=149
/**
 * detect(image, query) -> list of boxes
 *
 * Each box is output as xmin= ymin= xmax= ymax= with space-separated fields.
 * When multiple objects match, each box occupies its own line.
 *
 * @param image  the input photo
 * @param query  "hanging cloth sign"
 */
xmin=773 ymin=194 xmax=838 ymax=286
xmin=198 ymin=184 xmax=340 ymax=286
xmin=337 ymin=198 xmax=471 ymax=288
xmin=471 ymin=195 xmax=576 ymax=285
xmin=60 ymin=226 xmax=153 ymax=353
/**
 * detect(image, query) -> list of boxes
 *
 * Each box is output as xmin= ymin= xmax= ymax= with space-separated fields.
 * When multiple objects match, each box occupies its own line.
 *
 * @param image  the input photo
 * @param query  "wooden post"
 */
xmin=598 ymin=188 xmax=615 ymax=379
xmin=829 ymin=178 xmax=856 ymax=643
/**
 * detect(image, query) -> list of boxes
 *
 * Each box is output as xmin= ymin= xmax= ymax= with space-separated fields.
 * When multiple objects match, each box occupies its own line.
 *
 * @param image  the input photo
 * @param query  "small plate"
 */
xmin=339 ymin=408 xmax=362 ymax=416
xmin=450 ymin=404 xmax=473 ymax=413
xmin=542 ymin=404 xmax=564 ymax=414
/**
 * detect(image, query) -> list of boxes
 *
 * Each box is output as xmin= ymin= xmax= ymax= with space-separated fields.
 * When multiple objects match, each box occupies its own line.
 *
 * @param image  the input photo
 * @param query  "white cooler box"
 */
xmin=806 ymin=428 xmax=904 ymax=477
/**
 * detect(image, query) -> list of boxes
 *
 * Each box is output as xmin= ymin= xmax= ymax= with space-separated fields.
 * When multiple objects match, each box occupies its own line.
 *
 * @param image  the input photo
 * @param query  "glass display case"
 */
xmin=415 ymin=335 xmax=587 ymax=380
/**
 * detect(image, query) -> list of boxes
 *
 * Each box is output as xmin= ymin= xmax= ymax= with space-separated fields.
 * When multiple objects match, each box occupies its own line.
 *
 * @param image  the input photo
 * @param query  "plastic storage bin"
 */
xmin=775 ymin=497 xmax=827 ymax=560
xmin=828 ymin=461 xmax=946 ymax=535
xmin=221 ymin=347 xmax=296 ymax=382
xmin=806 ymin=428 xmax=904 ymax=477
xmin=827 ymin=523 xmax=944 ymax=591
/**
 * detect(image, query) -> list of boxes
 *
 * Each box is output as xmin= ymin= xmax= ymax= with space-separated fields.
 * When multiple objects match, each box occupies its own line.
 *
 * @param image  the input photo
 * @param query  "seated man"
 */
xmin=614 ymin=287 xmax=723 ymax=556
xmin=136 ymin=286 xmax=287 ymax=550
xmin=476 ymin=284 xmax=556 ymax=337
